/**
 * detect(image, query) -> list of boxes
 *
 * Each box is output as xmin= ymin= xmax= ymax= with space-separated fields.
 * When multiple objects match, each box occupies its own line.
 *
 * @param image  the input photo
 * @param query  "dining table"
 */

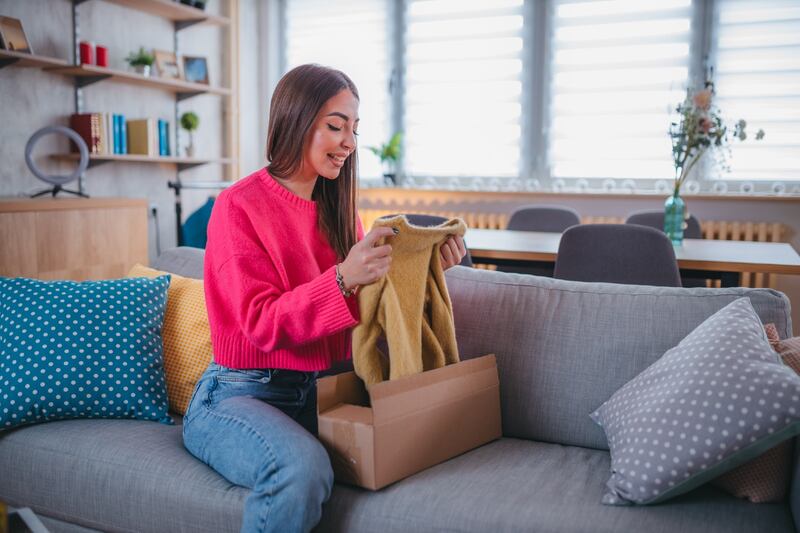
xmin=465 ymin=228 xmax=800 ymax=288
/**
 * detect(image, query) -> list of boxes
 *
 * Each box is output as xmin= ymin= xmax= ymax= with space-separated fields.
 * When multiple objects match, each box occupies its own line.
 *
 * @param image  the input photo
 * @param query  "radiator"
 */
xmin=359 ymin=210 xmax=786 ymax=288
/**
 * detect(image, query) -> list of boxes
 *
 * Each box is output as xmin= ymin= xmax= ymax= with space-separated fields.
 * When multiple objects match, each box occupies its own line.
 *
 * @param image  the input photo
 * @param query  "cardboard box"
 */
xmin=317 ymin=354 xmax=501 ymax=490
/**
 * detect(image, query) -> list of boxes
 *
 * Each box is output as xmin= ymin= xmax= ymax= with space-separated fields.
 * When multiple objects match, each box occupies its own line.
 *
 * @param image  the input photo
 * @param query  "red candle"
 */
xmin=79 ymin=41 xmax=93 ymax=65
xmin=95 ymin=45 xmax=108 ymax=67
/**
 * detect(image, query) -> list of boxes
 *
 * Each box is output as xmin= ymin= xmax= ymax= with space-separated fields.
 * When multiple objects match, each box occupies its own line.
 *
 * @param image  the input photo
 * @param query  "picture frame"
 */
xmin=154 ymin=49 xmax=182 ymax=80
xmin=0 ymin=16 xmax=33 ymax=54
xmin=182 ymin=55 xmax=209 ymax=85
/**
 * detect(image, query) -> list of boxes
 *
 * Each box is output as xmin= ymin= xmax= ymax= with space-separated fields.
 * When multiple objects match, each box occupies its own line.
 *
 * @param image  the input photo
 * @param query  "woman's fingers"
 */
xmin=363 ymin=226 xmax=397 ymax=247
xmin=370 ymin=244 xmax=392 ymax=259
xmin=454 ymin=235 xmax=467 ymax=258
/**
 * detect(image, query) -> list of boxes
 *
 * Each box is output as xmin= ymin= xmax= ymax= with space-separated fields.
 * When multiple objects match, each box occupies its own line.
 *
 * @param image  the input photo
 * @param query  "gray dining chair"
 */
xmin=381 ymin=213 xmax=473 ymax=267
xmin=625 ymin=210 xmax=702 ymax=239
xmin=499 ymin=205 xmax=581 ymax=276
xmin=553 ymin=224 xmax=682 ymax=287
xmin=507 ymin=205 xmax=581 ymax=232
xmin=625 ymin=210 xmax=705 ymax=286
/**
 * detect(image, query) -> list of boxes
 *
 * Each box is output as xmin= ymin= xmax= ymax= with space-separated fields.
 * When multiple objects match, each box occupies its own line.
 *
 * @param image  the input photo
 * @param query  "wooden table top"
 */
xmin=466 ymin=228 xmax=800 ymax=275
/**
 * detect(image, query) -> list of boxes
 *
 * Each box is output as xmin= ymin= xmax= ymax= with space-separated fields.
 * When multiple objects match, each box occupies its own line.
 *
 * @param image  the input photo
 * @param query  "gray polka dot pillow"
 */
xmin=590 ymin=297 xmax=800 ymax=505
xmin=0 ymin=276 xmax=173 ymax=430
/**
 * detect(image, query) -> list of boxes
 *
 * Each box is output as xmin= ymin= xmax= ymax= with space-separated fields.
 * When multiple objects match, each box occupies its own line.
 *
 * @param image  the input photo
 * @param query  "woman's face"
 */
xmin=302 ymin=89 xmax=359 ymax=181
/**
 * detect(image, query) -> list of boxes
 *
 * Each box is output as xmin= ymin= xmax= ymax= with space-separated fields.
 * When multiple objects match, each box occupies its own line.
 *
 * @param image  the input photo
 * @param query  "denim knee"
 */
xmin=280 ymin=436 xmax=334 ymax=502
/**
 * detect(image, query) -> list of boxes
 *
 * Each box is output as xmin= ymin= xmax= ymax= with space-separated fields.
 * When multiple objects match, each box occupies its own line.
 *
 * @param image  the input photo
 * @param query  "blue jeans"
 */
xmin=183 ymin=362 xmax=333 ymax=533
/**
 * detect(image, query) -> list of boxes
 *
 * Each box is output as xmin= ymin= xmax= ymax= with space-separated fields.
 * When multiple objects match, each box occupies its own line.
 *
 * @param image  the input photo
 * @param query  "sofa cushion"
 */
xmin=128 ymin=264 xmax=213 ymax=415
xmin=151 ymin=246 xmax=205 ymax=280
xmin=0 ymin=276 xmax=173 ymax=431
xmin=0 ymin=418 xmax=245 ymax=533
xmin=319 ymin=438 xmax=795 ymax=533
xmin=712 ymin=323 xmax=797 ymax=503
xmin=590 ymin=298 xmax=800 ymax=505
xmin=443 ymin=267 xmax=793 ymax=450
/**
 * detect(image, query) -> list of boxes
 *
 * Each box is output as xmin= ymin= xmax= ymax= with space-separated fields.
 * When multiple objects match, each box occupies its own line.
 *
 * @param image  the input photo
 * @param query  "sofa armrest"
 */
xmin=793 ymin=438 xmax=800 ymax=532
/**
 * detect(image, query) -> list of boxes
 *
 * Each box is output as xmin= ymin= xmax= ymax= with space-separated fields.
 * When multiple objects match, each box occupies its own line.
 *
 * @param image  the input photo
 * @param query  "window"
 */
xmin=403 ymin=0 xmax=525 ymax=178
xmin=282 ymin=0 xmax=799 ymax=189
xmin=548 ymin=0 xmax=694 ymax=180
xmin=284 ymin=0 xmax=392 ymax=180
xmin=712 ymin=0 xmax=800 ymax=183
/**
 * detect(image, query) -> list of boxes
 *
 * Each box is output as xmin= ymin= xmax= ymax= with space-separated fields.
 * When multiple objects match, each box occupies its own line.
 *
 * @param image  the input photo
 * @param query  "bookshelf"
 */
xmin=45 ymin=64 xmax=232 ymax=98
xmin=0 ymin=0 xmax=239 ymax=189
xmin=52 ymin=153 xmax=235 ymax=171
xmin=0 ymin=50 xmax=70 ymax=69
xmin=81 ymin=0 xmax=231 ymax=28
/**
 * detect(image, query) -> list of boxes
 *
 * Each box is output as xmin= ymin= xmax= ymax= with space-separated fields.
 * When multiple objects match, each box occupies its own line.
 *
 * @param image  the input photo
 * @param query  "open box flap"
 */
xmin=368 ymin=354 xmax=498 ymax=423
xmin=317 ymin=370 xmax=369 ymax=415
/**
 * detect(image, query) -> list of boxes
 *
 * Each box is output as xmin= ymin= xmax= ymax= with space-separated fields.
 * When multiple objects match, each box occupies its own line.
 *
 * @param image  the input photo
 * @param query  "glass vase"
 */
xmin=664 ymin=188 xmax=686 ymax=246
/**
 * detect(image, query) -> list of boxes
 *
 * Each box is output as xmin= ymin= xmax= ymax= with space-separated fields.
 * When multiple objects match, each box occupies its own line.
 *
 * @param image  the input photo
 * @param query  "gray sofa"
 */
xmin=1 ymin=246 xmax=797 ymax=533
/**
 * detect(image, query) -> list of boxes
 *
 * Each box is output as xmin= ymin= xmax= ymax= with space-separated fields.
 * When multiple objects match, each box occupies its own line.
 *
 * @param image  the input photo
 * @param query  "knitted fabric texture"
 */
xmin=352 ymin=215 xmax=467 ymax=385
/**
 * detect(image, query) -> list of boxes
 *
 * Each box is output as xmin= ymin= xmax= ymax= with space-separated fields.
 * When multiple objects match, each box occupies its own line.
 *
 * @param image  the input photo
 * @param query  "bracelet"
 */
xmin=335 ymin=264 xmax=355 ymax=298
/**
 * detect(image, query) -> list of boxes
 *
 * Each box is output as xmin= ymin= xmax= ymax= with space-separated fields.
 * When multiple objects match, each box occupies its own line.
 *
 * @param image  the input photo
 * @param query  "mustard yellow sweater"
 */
xmin=352 ymin=215 xmax=467 ymax=385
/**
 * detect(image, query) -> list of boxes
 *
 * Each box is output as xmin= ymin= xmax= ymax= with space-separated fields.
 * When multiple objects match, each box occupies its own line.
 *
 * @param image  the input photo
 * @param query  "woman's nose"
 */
xmin=342 ymin=130 xmax=356 ymax=151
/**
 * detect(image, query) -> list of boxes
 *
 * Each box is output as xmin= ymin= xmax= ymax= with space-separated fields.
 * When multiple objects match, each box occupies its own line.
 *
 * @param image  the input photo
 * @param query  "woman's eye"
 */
xmin=327 ymin=124 xmax=342 ymax=132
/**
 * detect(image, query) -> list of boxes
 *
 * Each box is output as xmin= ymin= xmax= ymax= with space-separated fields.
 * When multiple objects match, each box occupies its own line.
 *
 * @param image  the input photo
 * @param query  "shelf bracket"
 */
xmin=175 ymin=19 xmax=206 ymax=31
xmin=0 ymin=57 xmax=20 ymax=69
xmin=75 ymin=74 xmax=112 ymax=88
xmin=177 ymin=162 xmax=207 ymax=172
xmin=176 ymin=91 xmax=205 ymax=101
xmin=86 ymin=158 xmax=112 ymax=168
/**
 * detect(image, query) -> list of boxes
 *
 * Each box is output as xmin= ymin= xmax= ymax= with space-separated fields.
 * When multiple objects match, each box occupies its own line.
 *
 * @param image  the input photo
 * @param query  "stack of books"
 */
xmin=70 ymin=113 xmax=171 ymax=157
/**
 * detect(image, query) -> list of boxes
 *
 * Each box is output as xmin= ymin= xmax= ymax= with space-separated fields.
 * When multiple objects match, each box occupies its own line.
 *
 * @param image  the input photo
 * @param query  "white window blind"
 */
xmin=404 ymin=0 xmax=524 ymax=178
xmin=284 ymin=0 xmax=391 ymax=180
xmin=548 ymin=0 xmax=694 ymax=180
xmin=713 ymin=0 xmax=800 ymax=182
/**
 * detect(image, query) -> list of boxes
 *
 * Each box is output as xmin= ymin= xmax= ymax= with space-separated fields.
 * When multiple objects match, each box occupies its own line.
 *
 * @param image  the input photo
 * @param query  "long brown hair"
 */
xmin=266 ymin=64 xmax=359 ymax=261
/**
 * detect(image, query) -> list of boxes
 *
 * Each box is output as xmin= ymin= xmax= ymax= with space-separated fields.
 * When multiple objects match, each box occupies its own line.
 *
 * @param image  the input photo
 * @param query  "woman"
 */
xmin=182 ymin=64 xmax=466 ymax=533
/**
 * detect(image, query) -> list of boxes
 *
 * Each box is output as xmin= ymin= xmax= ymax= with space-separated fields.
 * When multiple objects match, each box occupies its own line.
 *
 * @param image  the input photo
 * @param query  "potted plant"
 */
xmin=180 ymin=111 xmax=200 ymax=157
xmin=125 ymin=47 xmax=155 ymax=77
xmin=367 ymin=132 xmax=402 ymax=186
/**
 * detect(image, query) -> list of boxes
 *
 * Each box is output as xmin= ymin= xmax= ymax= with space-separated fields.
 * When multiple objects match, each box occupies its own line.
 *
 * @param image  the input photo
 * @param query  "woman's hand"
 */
xmin=440 ymin=234 xmax=467 ymax=270
xmin=338 ymin=226 xmax=396 ymax=289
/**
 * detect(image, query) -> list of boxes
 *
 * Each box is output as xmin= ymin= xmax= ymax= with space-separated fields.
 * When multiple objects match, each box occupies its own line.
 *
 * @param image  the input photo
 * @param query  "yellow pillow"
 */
xmin=127 ymin=264 xmax=212 ymax=415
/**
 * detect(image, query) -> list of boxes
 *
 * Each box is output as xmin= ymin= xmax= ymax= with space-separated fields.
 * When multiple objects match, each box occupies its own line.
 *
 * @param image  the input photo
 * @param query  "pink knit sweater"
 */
xmin=204 ymin=168 xmax=361 ymax=371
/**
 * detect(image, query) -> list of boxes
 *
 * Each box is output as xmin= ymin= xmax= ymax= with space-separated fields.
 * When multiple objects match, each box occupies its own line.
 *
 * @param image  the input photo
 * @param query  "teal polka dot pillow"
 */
xmin=0 ymin=275 xmax=174 ymax=430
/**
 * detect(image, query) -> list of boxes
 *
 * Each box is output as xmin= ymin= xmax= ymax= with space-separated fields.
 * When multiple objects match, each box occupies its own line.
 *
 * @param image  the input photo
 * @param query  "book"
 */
xmin=69 ymin=113 xmax=101 ymax=153
xmin=113 ymin=114 xmax=121 ymax=154
xmin=119 ymin=114 xmax=127 ymax=154
xmin=158 ymin=119 xmax=171 ymax=156
xmin=164 ymin=121 xmax=170 ymax=156
xmin=127 ymin=119 xmax=155 ymax=156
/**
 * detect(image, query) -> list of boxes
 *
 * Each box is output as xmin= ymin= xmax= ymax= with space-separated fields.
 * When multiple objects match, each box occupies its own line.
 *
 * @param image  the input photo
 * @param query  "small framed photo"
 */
xmin=182 ymin=55 xmax=208 ymax=85
xmin=0 ymin=16 xmax=33 ymax=54
xmin=154 ymin=49 xmax=182 ymax=80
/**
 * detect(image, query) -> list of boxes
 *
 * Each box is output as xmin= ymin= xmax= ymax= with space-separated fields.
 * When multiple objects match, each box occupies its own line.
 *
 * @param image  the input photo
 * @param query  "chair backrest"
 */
xmin=553 ymin=224 xmax=682 ymax=287
xmin=625 ymin=210 xmax=702 ymax=239
xmin=507 ymin=205 xmax=581 ymax=233
xmin=383 ymin=213 xmax=473 ymax=267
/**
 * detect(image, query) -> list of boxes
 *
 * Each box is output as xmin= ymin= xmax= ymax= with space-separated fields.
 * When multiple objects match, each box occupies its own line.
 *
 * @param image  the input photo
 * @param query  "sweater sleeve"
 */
xmin=218 ymin=254 xmax=359 ymax=352
xmin=206 ymin=193 xmax=359 ymax=353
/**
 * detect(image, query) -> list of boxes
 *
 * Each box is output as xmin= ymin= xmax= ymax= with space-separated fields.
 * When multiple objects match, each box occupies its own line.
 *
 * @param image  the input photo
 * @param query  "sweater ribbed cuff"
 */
xmin=307 ymin=266 xmax=360 ymax=332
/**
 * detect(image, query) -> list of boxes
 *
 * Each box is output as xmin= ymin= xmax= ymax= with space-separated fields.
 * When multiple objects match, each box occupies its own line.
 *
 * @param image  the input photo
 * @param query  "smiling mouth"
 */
xmin=328 ymin=153 xmax=347 ymax=165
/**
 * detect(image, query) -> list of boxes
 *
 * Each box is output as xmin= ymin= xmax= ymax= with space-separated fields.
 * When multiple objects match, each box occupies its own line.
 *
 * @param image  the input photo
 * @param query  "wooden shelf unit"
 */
xmin=80 ymin=0 xmax=230 ymax=28
xmin=46 ymin=63 xmax=231 ymax=98
xmin=0 ymin=50 xmax=69 ymax=69
xmin=52 ymin=153 xmax=235 ymax=170
xmin=1 ymin=0 xmax=239 ymax=197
